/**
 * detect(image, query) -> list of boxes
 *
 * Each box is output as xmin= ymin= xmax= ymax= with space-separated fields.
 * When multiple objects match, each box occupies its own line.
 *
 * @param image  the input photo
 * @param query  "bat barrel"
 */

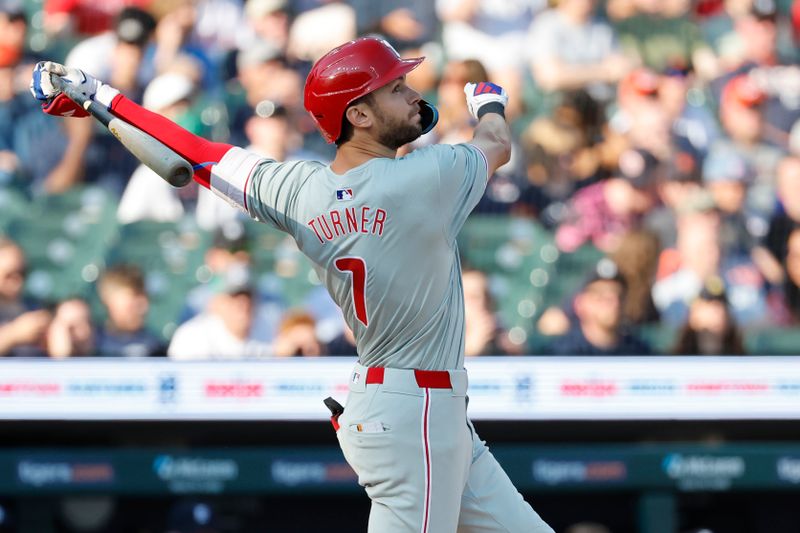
xmin=107 ymin=118 xmax=194 ymax=187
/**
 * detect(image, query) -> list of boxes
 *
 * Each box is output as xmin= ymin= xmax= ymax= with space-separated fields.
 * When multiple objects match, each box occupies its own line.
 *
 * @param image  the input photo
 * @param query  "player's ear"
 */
xmin=344 ymin=104 xmax=372 ymax=130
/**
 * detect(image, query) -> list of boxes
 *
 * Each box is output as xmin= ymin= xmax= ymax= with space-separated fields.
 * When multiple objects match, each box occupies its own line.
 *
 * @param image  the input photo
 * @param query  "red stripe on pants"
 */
xmin=421 ymin=388 xmax=431 ymax=533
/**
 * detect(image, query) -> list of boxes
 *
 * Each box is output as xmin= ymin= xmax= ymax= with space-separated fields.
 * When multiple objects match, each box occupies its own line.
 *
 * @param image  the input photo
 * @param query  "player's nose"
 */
xmin=406 ymin=86 xmax=421 ymax=105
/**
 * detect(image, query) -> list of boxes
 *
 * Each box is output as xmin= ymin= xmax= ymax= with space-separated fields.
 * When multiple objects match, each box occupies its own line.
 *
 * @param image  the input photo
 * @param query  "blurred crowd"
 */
xmin=3 ymin=0 xmax=800 ymax=358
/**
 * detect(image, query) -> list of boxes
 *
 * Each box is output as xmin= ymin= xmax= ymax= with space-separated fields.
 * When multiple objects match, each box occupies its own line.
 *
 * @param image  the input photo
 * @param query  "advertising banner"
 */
xmin=3 ymin=444 xmax=800 ymax=495
xmin=1 ymin=357 xmax=800 ymax=420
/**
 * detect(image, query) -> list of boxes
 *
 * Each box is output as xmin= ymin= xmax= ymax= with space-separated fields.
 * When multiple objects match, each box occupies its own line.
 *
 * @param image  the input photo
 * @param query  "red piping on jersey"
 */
xmin=243 ymin=161 xmax=259 ymax=212
xmin=110 ymin=94 xmax=234 ymax=189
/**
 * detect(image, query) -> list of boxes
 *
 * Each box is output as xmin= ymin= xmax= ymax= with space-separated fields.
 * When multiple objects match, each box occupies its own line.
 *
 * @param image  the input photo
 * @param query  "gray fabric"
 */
xmin=245 ymin=144 xmax=488 ymax=370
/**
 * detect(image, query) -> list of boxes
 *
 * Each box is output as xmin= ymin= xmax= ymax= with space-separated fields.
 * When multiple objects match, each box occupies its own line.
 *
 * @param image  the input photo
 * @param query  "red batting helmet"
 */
xmin=304 ymin=37 xmax=425 ymax=144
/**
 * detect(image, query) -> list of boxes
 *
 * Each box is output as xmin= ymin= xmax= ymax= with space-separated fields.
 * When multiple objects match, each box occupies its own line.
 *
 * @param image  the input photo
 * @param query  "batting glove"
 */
xmin=30 ymin=61 xmax=119 ymax=117
xmin=463 ymin=82 xmax=508 ymax=121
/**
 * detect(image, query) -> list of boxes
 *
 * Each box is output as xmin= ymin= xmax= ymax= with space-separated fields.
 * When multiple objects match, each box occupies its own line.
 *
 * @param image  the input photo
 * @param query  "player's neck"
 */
xmin=330 ymin=139 xmax=397 ymax=175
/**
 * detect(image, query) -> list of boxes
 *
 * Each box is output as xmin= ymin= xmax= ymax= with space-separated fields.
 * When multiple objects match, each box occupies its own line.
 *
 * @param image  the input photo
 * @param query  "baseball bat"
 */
xmin=52 ymin=77 xmax=193 ymax=188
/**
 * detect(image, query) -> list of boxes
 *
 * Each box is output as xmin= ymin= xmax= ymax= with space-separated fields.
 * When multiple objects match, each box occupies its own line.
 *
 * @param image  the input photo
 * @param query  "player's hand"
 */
xmin=30 ymin=61 xmax=119 ymax=117
xmin=463 ymin=82 xmax=508 ymax=121
xmin=7 ymin=310 xmax=51 ymax=346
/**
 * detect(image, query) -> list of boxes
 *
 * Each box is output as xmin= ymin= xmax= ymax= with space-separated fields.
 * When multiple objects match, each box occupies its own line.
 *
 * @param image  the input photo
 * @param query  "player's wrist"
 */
xmin=93 ymin=83 xmax=120 ymax=110
xmin=477 ymin=102 xmax=505 ymax=120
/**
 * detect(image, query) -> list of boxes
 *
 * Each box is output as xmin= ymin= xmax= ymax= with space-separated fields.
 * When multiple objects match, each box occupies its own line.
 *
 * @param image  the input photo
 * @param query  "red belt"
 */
xmin=365 ymin=367 xmax=452 ymax=389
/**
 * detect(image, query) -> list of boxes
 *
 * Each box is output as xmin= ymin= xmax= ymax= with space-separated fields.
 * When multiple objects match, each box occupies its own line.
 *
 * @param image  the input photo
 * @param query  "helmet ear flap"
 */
xmin=419 ymin=100 xmax=438 ymax=135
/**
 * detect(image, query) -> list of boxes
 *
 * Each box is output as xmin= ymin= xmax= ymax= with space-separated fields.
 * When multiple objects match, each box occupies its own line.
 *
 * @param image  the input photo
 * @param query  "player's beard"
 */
xmin=373 ymin=107 xmax=423 ymax=150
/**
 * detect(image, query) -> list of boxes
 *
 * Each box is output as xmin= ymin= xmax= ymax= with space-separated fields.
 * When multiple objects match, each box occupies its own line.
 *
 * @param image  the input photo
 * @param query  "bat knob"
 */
xmin=168 ymin=161 xmax=193 ymax=188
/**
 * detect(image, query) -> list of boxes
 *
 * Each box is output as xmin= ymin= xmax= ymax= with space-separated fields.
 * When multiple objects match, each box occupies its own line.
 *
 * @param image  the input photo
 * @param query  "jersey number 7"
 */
xmin=335 ymin=257 xmax=369 ymax=326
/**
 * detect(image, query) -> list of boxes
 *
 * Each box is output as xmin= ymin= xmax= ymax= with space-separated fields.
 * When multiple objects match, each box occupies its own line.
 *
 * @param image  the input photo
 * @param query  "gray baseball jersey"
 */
xmin=214 ymin=142 xmax=488 ymax=370
xmin=210 ymin=141 xmax=553 ymax=533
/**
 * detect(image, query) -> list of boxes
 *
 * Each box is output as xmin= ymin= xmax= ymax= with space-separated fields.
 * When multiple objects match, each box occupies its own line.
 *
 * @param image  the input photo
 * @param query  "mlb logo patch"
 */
xmin=352 ymin=371 xmax=361 ymax=384
xmin=336 ymin=188 xmax=354 ymax=201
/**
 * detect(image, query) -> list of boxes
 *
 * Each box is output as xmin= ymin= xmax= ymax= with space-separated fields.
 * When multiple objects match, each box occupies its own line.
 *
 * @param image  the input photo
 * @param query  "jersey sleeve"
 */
xmin=217 ymin=152 xmax=320 ymax=235
xmin=432 ymin=143 xmax=489 ymax=242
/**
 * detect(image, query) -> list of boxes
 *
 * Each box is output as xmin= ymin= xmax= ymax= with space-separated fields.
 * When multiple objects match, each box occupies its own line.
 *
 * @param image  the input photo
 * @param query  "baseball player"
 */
xmin=31 ymin=37 xmax=554 ymax=532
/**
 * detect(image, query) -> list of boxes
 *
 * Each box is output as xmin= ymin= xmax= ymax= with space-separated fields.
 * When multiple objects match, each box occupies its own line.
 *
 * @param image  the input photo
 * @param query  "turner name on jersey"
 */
xmin=307 ymin=205 xmax=387 ymax=244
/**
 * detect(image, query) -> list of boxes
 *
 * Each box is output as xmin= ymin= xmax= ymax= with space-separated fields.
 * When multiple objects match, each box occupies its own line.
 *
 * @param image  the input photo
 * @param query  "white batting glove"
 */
xmin=463 ymin=82 xmax=508 ymax=121
xmin=30 ymin=61 xmax=119 ymax=109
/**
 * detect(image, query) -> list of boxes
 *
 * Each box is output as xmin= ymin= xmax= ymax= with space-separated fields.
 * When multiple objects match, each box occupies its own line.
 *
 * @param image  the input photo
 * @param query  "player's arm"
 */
xmin=30 ymin=61 xmax=236 ymax=190
xmin=462 ymin=82 xmax=511 ymax=177
xmin=109 ymin=95 xmax=236 ymax=189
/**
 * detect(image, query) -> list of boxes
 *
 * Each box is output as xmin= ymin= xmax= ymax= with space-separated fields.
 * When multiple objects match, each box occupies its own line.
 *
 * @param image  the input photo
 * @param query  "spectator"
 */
xmin=758 ymin=155 xmax=800 ymax=285
xmin=38 ymin=7 xmax=158 ymax=196
xmin=435 ymin=59 xmax=489 ymax=146
xmin=462 ymin=268 xmax=522 ymax=356
xmin=0 ymin=3 xmax=82 ymax=195
xmin=610 ymin=68 xmax=674 ymax=160
xmin=699 ymin=0 xmax=750 ymax=58
xmin=521 ymin=90 xmax=605 ymax=217
xmin=673 ymin=276 xmax=746 ymax=355
xmin=190 ymin=0 xmax=249 ymax=68
xmin=609 ymin=229 xmax=661 ymax=325
xmin=399 ymin=42 xmax=443 ymax=101
xmin=0 ymin=2 xmax=27 ymax=70
xmin=181 ymin=222 xmax=285 ymax=342
xmin=643 ymin=150 xmax=703 ymax=249
xmin=229 ymin=40 xmax=304 ymax=145
xmin=555 ymin=148 xmax=659 ymax=253
xmin=242 ymin=101 xmax=324 ymax=162
xmin=96 ymin=264 xmax=165 ymax=357
xmin=65 ymin=6 xmax=156 ymax=96
xmin=0 ymin=3 xmax=38 ymax=191
xmin=609 ymin=0 xmax=718 ymax=80
xmin=776 ymin=224 xmax=800 ymax=323
xmin=0 ymin=237 xmax=50 ymax=357
xmin=326 ymin=322 xmax=358 ymax=356
xmin=183 ymin=222 xmax=251 ymax=319
xmin=240 ymin=0 xmax=291 ymax=52
xmin=46 ymin=297 xmax=96 ymax=358
xmin=653 ymin=191 xmax=768 ymax=327
xmin=168 ymin=263 xmax=272 ymax=360
xmin=43 ymin=0 xmax=150 ymax=40
xmin=659 ymin=65 xmax=720 ymax=161
xmin=436 ymin=0 xmax=544 ymax=119
xmin=236 ymin=40 xmax=298 ymax=111
xmin=652 ymin=192 xmax=722 ymax=324
xmin=701 ymin=144 xmax=758 ymax=255
xmin=286 ymin=1 xmax=356 ymax=65
xmin=349 ymin=0 xmax=437 ymax=50
xmin=527 ymin=0 xmax=633 ymax=104
xmin=548 ymin=258 xmax=652 ymax=355
xmin=272 ymin=310 xmax=324 ymax=357
xmin=710 ymin=0 xmax=800 ymax=134
xmin=703 ymin=75 xmax=784 ymax=253
xmin=147 ymin=1 xmax=219 ymax=90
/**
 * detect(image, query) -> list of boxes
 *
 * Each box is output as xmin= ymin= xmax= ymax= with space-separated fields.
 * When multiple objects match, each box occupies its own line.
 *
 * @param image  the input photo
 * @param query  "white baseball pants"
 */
xmin=335 ymin=364 xmax=554 ymax=533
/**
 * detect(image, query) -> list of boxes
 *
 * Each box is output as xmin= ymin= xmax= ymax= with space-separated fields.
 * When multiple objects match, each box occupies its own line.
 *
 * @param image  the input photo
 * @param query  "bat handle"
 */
xmin=51 ymin=76 xmax=113 ymax=126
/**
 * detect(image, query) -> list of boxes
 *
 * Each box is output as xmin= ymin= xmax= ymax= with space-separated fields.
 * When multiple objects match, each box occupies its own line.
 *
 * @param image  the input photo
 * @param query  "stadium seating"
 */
xmin=5 ymin=186 xmax=117 ymax=304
